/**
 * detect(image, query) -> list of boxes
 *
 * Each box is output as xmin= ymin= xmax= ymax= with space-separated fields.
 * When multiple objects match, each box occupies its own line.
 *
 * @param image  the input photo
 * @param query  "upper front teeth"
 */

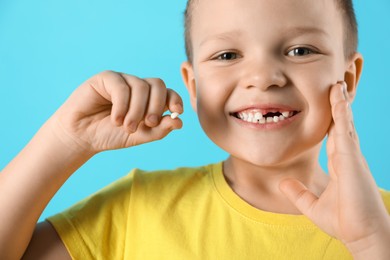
xmin=282 ymin=111 xmax=289 ymax=118
xmin=238 ymin=111 xmax=292 ymax=124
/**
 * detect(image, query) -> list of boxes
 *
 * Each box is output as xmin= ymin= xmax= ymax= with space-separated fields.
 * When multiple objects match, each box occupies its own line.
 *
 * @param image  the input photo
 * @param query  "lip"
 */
xmin=229 ymin=103 xmax=302 ymax=130
xmin=230 ymin=104 xmax=300 ymax=114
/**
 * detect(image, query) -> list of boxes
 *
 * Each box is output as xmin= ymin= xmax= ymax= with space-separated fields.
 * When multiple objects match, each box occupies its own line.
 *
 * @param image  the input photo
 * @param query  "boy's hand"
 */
xmin=0 ymin=70 xmax=184 ymax=259
xmin=52 ymin=71 xmax=183 ymax=154
xmin=280 ymin=83 xmax=390 ymax=258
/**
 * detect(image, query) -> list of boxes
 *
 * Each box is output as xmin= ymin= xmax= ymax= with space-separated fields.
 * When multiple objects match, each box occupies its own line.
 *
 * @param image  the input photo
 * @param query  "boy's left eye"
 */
xmin=211 ymin=51 xmax=241 ymax=61
xmin=287 ymin=47 xmax=316 ymax=57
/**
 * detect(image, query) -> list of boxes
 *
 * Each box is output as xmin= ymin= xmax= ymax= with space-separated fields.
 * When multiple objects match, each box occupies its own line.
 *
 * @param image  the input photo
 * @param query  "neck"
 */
xmin=223 ymin=144 xmax=329 ymax=214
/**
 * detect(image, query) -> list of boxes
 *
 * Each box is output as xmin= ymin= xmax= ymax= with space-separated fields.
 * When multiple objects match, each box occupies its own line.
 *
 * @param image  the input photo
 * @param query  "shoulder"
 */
xmin=379 ymin=189 xmax=390 ymax=214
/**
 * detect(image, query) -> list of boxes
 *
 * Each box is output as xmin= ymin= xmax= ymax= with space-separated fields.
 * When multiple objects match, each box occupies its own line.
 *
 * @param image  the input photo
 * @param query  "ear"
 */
xmin=344 ymin=52 xmax=363 ymax=102
xmin=181 ymin=61 xmax=197 ymax=112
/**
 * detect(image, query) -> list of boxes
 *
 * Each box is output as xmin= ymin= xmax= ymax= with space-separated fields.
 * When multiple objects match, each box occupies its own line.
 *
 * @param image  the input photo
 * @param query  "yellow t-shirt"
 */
xmin=48 ymin=162 xmax=390 ymax=259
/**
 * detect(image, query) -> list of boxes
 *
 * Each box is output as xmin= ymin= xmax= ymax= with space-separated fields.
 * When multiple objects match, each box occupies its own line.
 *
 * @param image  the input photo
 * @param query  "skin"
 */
xmin=181 ymin=0 xmax=390 ymax=257
xmin=182 ymin=0 xmax=352 ymax=213
xmin=0 ymin=72 xmax=184 ymax=259
xmin=0 ymin=0 xmax=388 ymax=259
xmin=182 ymin=0 xmax=347 ymax=214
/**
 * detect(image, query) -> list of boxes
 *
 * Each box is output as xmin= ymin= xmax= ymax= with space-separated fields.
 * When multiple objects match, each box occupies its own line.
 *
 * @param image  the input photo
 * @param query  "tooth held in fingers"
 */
xmin=170 ymin=112 xmax=180 ymax=119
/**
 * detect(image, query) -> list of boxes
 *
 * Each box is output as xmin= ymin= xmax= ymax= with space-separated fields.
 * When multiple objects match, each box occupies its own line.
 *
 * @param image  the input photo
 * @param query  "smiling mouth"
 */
xmin=230 ymin=110 xmax=300 ymax=124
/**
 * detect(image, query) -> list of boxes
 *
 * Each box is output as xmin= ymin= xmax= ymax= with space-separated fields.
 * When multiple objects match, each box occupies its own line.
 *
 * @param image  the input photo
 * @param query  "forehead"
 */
xmin=191 ymin=0 xmax=342 ymax=47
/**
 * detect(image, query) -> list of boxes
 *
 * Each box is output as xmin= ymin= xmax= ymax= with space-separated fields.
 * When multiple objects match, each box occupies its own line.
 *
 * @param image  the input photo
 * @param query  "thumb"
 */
xmin=155 ymin=115 xmax=183 ymax=136
xmin=133 ymin=115 xmax=183 ymax=145
xmin=279 ymin=179 xmax=319 ymax=218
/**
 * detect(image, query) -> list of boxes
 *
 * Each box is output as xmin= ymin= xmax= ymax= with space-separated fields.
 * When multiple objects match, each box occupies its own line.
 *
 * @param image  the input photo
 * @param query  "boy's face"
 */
xmin=182 ymin=0 xmax=360 ymax=166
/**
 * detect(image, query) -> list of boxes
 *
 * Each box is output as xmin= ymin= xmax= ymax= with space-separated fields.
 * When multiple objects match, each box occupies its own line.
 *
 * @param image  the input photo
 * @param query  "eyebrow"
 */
xmin=199 ymin=30 xmax=242 ymax=47
xmin=199 ymin=26 xmax=329 ymax=48
xmin=283 ymin=26 xmax=330 ymax=38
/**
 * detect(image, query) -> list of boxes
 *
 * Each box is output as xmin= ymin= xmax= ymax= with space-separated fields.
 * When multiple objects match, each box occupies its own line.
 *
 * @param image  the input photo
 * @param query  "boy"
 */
xmin=1 ymin=0 xmax=389 ymax=259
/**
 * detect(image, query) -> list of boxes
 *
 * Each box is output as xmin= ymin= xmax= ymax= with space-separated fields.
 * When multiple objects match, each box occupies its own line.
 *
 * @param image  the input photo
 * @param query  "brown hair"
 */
xmin=183 ymin=0 xmax=358 ymax=62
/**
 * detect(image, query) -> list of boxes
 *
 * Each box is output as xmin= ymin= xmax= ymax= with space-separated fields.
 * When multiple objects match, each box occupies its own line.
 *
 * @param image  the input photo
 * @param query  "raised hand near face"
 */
xmin=280 ymin=82 xmax=390 ymax=259
xmin=51 ymin=71 xmax=184 ymax=155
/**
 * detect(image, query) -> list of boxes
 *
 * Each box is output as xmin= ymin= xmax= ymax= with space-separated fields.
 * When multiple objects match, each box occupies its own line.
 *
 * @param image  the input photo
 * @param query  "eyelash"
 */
xmin=286 ymin=47 xmax=318 ymax=57
xmin=211 ymin=46 xmax=318 ymax=61
xmin=214 ymin=52 xmax=240 ymax=61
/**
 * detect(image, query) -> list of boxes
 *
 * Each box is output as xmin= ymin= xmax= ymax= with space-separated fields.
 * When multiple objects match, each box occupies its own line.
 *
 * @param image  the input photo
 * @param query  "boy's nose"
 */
xmin=238 ymin=58 xmax=287 ymax=91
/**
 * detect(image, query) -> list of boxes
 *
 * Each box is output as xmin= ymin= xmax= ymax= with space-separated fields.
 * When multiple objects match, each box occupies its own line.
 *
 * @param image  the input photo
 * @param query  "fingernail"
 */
xmin=114 ymin=115 xmax=124 ymax=126
xmin=175 ymin=103 xmax=183 ymax=113
xmin=128 ymin=122 xmax=137 ymax=133
xmin=148 ymin=114 xmax=158 ymax=125
xmin=341 ymin=82 xmax=348 ymax=100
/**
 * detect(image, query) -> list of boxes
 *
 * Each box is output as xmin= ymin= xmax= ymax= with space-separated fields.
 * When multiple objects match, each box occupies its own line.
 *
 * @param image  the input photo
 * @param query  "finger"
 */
xmin=279 ymin=179 xmax=319 ymax=218
xmin=90 ymin=71 xmax=131 ymax=126
xmin=166 ymin=89 xmax=184 ymax=114
xmin=329 ymin=83 xmax=359 ymax=154
xmin=326 ymin=121 xmax=336 ymax=156
xmin=326 ymin=123 xmax=339 ymax=178
xmin=120 ymin=74 xmax=150 ymax=133
xmin=143 ymin=78 xmax=168 ymax=127
xmin=131 ymin=115 xmax=183 ymax=146
xmin=330 ymin=82 xmax=352 ymax=134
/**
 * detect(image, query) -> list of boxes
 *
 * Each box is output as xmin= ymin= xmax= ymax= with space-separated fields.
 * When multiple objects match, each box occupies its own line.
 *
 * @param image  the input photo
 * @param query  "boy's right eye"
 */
xmin=214 ymin=52 xmax=239 ymax=61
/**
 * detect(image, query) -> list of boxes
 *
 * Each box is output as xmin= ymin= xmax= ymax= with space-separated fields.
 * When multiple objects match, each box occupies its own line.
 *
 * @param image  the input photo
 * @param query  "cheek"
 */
xmin=292 ymin=63 xmax=339 ymax=137
xmin=301 ymin=77 xmax=334 ymax=138
xmin=310 ymin=90 xmax=332 ymax=131
xmin=194 ymin=70 xmax=235 ymax=144
xmin=195 ymin=68 xmax=233 ymax=117
xmin=196 ymin=83 xmax=226 ymax=133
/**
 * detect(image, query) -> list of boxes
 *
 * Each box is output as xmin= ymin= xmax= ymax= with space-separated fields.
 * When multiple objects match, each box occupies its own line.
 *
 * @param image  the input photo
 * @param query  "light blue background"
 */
xmin=0 ymin=1 xmax=389 ymax=220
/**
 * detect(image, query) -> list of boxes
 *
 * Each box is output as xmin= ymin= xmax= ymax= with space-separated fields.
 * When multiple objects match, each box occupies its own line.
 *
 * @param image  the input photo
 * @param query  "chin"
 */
xmin=227 ymin=141 xmax=322 ymax=169
xmin=226 ymin=148 xmax=292 ymax=168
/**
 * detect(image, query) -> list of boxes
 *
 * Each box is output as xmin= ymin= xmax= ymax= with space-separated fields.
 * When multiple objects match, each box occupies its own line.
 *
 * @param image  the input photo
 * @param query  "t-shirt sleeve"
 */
xmin=380 ymin=189 xmax=390 ymax=214
xmin=47 ymin=171 xmax=135 ymax=260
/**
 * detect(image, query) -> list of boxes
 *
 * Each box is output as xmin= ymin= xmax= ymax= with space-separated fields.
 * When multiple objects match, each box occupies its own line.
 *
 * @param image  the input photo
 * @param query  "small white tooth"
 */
xmin=170 ymin=112 xmax=180 ymax=119
xmin=282 ymin=111 xmax=290 ymax=118
xmin=273 ymin=116 xmax=279 ymax=123
xmin=259 ymin=118 xmax=266 ymax=124
xmin=266 ymin=117 xmax=273 ymax=123
xmin=279 ymin=115 xmax=285 ymax=121
xmin=242 ymin=112 xmax=248 ymax=120
xmin=247 ymin=113 xmax=254 ymax=123
xmin=254 ymin=112 xmax=262 ymax=122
